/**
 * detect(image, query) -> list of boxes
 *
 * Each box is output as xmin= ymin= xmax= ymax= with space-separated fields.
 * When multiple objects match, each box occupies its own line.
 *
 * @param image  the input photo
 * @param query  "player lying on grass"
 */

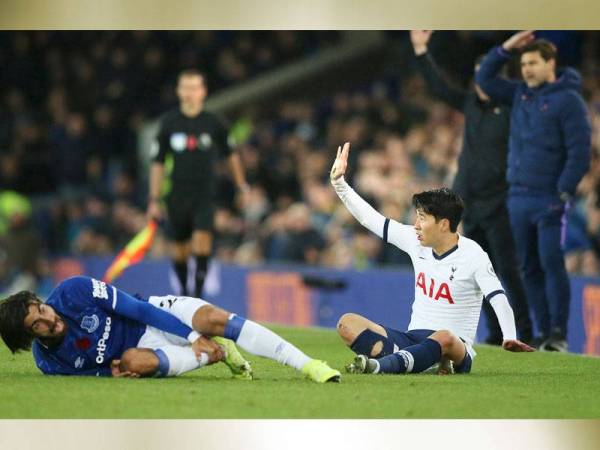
xmin=0 ymin=276 xmax=340 ymax=382
xmin=330 ymin=142 xmax=534 ymax=375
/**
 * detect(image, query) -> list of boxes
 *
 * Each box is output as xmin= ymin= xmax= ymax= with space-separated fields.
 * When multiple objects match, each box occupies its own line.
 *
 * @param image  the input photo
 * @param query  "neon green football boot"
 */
xmin=212 ymin=337 xmax=253 ymax=380
xmin=301 ymin=359 xmax=341 ymax=383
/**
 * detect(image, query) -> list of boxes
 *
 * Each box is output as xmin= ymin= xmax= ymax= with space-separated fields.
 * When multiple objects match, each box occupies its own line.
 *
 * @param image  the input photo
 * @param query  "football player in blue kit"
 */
xmin=0 ymin=276 xmax=340 ymax=382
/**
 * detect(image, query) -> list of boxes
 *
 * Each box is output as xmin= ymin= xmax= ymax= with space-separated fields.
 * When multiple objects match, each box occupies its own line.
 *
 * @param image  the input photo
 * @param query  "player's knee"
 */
xmin=371 ymin=340 xmax=384 ymax=357
xmin=194 ymin=304 xmax=228 ymax=331
xmin=337 ymin=313 xmax=361 ymax=343
xmin=120 ymin=348 xmax=159 ymax=375
xmin=429 ymin=330 xmax=456 ymax=352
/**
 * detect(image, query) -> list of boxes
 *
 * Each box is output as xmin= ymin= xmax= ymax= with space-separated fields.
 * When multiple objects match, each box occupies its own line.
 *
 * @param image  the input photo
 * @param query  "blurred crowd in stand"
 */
xmin=1 ymin=31 xmax=599 ymax=295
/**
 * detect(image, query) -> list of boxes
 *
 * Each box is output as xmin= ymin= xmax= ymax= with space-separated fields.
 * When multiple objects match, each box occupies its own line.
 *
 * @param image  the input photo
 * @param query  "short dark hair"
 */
xmin=0 ymin=291 xmax=39 ymax=353
xmin=412 ymin=188 xmax=464 ymax=232
xmin=520 ymin=39 xmax=557 ymax=61
xmin=177 ymin=69 xmax=206 ymax=85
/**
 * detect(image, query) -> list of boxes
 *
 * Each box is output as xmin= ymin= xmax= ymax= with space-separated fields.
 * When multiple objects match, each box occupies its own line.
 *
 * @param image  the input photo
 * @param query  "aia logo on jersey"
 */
xmin=416 ymin=272 xmax=454 ymax=304
xmin=75 ymin=337 xmax=91 ymax=350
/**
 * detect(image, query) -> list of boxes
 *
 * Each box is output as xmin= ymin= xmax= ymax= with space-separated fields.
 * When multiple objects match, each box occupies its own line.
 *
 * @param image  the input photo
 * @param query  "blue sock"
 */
xmin=377 ymin=338 xmax=442 ymax=374
xmin=223 ymin=314 xmax=247 ymax=341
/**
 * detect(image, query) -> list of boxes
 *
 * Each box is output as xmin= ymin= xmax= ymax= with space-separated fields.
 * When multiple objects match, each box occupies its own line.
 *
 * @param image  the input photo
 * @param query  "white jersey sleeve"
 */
xmin=331 ymin=176 xmax=416 ymax=253
xmin=473 ymin=254 xmax=517 ymax=341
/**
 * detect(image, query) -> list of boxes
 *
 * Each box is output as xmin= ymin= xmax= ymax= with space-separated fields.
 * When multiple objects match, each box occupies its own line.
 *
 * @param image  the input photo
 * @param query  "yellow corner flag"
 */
xmin=102 ymin=220 xmax=158 ymax=283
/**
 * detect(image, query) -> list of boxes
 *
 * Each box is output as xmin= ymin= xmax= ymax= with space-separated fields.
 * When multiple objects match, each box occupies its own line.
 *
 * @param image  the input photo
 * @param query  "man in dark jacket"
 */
xmin=476 ymin=31 xmax=591 ymax=351
xmin=410 ymin=30 xmax=533 ymax=346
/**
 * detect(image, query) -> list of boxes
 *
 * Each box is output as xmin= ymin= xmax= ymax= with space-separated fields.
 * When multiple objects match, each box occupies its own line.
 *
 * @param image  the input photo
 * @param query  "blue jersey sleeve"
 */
xmin=61 ymin=276 xmax=196 ymax=342
xmin=33 ymin=343 xmax=112 ymax=377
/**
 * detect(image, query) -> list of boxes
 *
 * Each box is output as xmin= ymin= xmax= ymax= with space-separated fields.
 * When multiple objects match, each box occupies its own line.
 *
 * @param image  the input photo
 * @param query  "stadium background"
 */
xmin=1 ymin=30 xmax=600 ymax=354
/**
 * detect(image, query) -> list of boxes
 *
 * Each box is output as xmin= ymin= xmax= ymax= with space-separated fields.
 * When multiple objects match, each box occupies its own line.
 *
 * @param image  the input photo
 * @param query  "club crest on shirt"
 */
xmin=449 ymin=266 xmax=457 ymax=281
xmin=81 ymin=314 xmax=100 ymax=333
xmin=170 ymin=132 xmax=187 ymax=152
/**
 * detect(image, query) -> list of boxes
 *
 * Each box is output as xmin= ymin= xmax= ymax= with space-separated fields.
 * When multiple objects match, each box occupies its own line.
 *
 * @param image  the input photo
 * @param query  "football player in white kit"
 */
xmin=330 ymin=143 xmax=534 ymax=375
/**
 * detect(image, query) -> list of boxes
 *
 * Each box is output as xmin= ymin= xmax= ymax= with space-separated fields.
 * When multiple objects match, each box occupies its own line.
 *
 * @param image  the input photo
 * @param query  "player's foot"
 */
xmin=301 ymin=359 xmax=341 ymax=383
xmin=437 ymin=357 xmax=454 ymax=375
xmin=345 ymin=354 xmax=379 ymax=374
xmin=212 ymin=337 xmax=253 ymax=380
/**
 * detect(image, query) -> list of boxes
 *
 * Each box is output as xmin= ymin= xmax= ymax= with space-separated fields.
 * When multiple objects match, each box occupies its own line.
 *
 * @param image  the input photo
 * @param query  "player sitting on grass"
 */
xmin=330 ymin=142 xmax=534 ymax=375
xmin=0 ymin=276 xmax=340 ymax=382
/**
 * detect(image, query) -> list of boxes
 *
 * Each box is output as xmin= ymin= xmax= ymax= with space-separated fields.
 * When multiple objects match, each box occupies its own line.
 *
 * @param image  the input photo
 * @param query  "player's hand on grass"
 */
xmin=502 ymin=30 xmax=535 ymax=52
xmin=110 ymin=359 xmax=140 ymax=378
xmin=502 ymin=339 xmax=535 ymax=352
xmin=192 ymin=336 xmax=225 ymax=364
xmin=330 ymin=142 xmax=351 ymax=182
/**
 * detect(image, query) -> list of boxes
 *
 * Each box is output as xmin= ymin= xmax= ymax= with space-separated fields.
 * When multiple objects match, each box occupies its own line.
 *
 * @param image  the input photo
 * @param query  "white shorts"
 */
xmin=136 ymin=295 xmax=211 ymax=361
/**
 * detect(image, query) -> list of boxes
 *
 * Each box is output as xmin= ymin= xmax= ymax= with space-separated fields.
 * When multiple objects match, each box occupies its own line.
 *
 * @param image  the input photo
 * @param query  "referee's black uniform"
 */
xmin=152 ymin=108 xmax=232 ymax=297
xmin=154 ymin=108 xmax=232 ymax=240
xmin=415 ymin=52 xmax=533 ymax=344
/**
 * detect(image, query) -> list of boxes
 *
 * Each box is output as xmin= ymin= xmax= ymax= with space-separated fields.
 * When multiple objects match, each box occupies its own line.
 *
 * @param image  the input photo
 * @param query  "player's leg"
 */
xmin=155 ymin=296 xmax=339 ymax=382
xmin=349 ymin=330 xmax=471 ymax=375
xmin=337 ymin=313 xmax=398 ymax=357
xmin=146 ymin=296 xmax=251 ymax=379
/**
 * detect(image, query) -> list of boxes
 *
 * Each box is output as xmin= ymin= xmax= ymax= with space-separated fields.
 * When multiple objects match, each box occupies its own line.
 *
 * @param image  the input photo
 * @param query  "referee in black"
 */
xmin=410 ymin=30 xmax=533 ymax=345
xmin=147 ymin=69 xmax=250 ymax=297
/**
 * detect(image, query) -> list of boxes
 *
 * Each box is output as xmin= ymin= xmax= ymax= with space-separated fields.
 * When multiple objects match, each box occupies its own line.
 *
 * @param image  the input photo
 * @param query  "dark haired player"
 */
xmin=147 ymin=69 xmax=250 ymax=298
xmin=330 ymin=143 xmax=533 ymax=376
xmin=0 ymin=276 xmax=340 ymax=382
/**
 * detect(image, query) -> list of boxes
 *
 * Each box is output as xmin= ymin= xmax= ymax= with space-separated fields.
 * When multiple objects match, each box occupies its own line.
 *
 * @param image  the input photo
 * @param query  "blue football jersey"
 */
xmin=32 ymin=277 xmax=147 ymax=376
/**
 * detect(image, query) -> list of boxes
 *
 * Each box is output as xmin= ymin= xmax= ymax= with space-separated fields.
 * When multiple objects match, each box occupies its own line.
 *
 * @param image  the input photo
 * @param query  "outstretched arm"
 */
xmin=474 ymin=260 xmax=534 ymax=352
xmin=330 ymin=143 xmax=416 ymax=253
xmin=65 ymin=276 xmax=201 ymax=344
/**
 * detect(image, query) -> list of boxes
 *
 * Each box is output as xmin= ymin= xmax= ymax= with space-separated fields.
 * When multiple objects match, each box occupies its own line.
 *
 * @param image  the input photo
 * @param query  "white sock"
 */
xmin=157 ymin=346 xmax=209 ymax=377
xmin=235 ymin=320 xmax=311 ymax=370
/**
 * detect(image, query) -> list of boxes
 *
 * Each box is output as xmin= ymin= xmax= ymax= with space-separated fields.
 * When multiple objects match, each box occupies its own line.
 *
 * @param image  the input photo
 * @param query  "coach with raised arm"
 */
xmin=410 ymin=30 xmax=533 ymax=346
xmin=476 ymin=31 xmax=591 ymax=352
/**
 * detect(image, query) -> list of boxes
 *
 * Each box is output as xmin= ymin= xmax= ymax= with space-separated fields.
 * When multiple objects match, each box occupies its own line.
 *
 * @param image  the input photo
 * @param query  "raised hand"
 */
xmin=502 ymin=339 xmax=536 ymax=352
xmin=330 ymin=142 xmax=351 ymax=182
xmin=410 ymin=30 xmax=433 ymax=55
xmin=502 ymin=30 xmax=535 ymax=51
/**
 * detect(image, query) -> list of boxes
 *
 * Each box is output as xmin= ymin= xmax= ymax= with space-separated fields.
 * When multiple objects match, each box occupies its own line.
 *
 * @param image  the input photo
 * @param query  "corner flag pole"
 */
xmin=102 ymin=220 xmax=158 ymax=283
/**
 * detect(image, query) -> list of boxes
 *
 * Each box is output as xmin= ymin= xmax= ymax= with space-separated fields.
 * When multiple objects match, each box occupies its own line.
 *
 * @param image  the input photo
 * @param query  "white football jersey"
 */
xmin=385 ymin=220 xmax=503 ymax=347
xmin=332 ymin=177 xmax=510 ymax=356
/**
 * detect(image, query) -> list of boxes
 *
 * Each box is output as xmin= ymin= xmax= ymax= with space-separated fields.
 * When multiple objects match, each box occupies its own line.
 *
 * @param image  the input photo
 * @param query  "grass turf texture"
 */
xmin=1 ymin=325 xmax=599 ymax=418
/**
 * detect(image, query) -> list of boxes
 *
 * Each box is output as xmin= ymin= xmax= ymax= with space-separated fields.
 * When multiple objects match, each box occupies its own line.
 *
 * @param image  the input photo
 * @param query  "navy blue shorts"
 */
xmin=382 ymin=326 xmax=472 ymax=373
xmin=381 ymin=327 xmax=436 ymax=349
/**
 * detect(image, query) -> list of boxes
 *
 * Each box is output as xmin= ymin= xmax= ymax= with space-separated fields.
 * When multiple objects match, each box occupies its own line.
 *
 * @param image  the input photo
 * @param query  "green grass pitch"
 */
xmin=1 ymin=325 xmax=599 ymax=418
